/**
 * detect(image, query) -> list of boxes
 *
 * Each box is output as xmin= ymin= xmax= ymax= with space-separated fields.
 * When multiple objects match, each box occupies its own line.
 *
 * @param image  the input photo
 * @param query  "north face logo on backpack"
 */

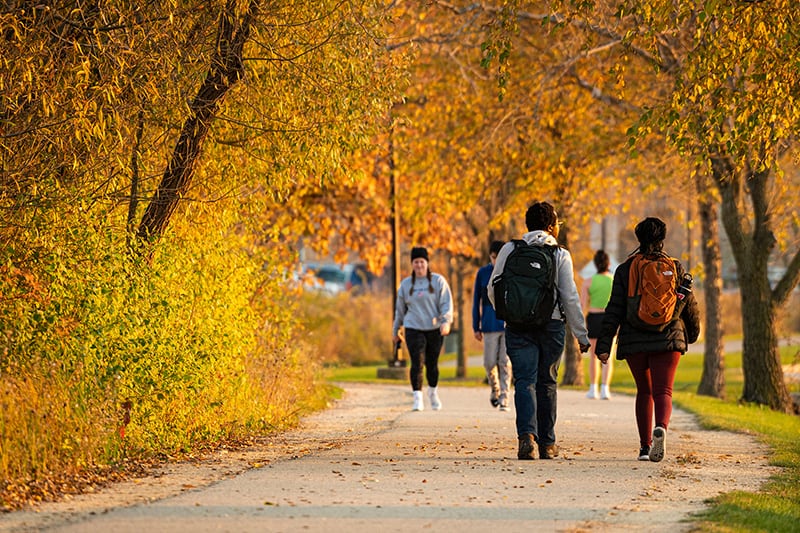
xmin=492 ymin=240 xmax=558 ymax=329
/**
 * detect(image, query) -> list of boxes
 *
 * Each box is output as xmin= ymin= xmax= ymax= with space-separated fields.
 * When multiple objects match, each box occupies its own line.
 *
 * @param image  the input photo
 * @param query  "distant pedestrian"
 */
xmin=580 ymin=250 xmax=615 ymax=400
xmin=472 ymin=240 xmax=511 ymax=411
xmin=392 ymin=247 xmax=454 ymax=412
xmin=595 ymin=217 xmax=700 ymax=462
xmin=489 ymin=202 xmax=590 ymax=460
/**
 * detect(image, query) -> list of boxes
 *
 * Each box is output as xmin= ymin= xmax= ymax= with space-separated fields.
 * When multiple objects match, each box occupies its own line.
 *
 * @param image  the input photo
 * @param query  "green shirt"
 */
xmin=588 ymin=272 xmax=614 ymax=309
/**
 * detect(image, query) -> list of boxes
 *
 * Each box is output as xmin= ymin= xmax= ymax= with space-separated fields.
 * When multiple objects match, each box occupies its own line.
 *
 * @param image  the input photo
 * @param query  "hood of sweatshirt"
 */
xmin=523 ymin=230 xmax=558 ymax=246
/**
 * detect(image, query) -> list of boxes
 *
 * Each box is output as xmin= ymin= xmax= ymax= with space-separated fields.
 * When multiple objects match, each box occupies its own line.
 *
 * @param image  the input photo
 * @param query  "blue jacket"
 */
xmin=472 ymin=263 xmax=505 ymax=333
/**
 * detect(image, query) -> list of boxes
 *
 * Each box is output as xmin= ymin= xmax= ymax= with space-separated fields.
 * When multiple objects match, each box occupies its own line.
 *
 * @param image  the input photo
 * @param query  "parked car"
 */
xmin=303 ymin=263 xmax=374 ymax=295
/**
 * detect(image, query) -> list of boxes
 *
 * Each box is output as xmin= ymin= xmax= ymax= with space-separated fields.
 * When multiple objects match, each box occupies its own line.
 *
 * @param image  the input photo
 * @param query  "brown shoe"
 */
xmin=518 ymin=434 xmax=536 ymax=460
xmin=538 ymin=444 xmax=559 ymax=459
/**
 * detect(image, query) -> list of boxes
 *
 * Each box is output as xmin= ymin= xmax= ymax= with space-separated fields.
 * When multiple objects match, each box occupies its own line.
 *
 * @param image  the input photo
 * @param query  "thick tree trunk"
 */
xmin=138 ymin=107 xmax=217 ymax=241
xmin=136 ymin=3 xmax=256 ymax=244
xmin=739 ymin=284 xmax=789 ymax=410
xmin=714 ymin=158 xmax=791 ymax=412
xmin=696 ymin=191 xmax=725 ymax=398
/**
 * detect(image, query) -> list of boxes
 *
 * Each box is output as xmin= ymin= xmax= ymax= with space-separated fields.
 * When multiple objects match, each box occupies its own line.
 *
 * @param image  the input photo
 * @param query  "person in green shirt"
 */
xmin=580 ymin=250 xmax=615 ymax=399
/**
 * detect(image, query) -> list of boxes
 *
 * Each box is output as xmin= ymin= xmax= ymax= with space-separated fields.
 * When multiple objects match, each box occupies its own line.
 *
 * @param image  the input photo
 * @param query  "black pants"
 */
xmin=405 ymin=328 xmax=443 ymax=390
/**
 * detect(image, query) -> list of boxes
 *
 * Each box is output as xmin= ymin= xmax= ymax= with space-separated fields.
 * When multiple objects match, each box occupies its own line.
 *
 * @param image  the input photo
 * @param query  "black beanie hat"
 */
xmin=410 ymin=247 xmax=429 ymax=262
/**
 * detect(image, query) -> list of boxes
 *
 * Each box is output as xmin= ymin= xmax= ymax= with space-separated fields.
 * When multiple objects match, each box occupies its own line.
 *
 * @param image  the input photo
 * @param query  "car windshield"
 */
xmin=315 ymin=267 xmax=346 ymax=283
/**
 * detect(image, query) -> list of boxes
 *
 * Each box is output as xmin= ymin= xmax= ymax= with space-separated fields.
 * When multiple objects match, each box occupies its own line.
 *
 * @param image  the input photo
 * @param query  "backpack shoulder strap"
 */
xmin=627 ymin=254 xmax=641 ymax=298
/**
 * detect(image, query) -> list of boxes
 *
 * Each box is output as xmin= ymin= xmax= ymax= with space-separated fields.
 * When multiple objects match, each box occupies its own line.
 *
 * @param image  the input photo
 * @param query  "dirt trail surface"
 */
xmin=1 ymin=384 xmax=778 ymax=533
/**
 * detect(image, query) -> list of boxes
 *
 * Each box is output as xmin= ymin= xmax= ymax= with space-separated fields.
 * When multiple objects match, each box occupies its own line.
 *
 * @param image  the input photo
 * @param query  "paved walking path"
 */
xmin=1 ymin=383 xmax=777 ymax=533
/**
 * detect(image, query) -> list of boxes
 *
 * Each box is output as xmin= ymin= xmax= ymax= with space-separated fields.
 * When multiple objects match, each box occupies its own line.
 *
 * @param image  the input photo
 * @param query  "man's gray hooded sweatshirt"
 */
xmin=488 ymin=230 xmax=589 ymax=346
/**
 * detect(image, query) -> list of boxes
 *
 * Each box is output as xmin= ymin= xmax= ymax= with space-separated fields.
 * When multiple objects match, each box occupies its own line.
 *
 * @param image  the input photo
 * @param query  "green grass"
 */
xmin=670 ymin=346 xmax=799 ymax=532
xmin=324 ymin=358 xmax=487 ymax=384
xmin=325 ymin=343 xmax=800 ymax=532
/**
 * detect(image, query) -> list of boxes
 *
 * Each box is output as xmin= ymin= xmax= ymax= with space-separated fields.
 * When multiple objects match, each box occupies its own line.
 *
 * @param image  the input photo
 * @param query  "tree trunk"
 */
xmin=555 ymin=216 xmax=583 ymax=386
xmin=739 ymin=281 xmax=789 ymax=410
xmin=136 ymin=3 xmax=256 ymax=245
xmin=126 ymin=108 xmax=145 ymax=241
xmin=560 ymin=326 xmax=582 ymax=386
xmin=454 ymin=257 xmax=467 ymax=379
xmin=696 ymin=188 xmax=725 ymax=398
xmin=714 ymin=158 xmax=791 ymax=412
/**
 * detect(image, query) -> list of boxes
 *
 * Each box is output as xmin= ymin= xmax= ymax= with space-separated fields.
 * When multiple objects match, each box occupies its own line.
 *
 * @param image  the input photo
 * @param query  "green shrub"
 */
xmin=0 ymin=207 xmax=326 ymax=508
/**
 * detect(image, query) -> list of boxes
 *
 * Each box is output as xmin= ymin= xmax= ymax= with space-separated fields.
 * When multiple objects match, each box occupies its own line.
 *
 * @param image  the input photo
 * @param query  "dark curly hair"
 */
xmin=634 ymin=217 xmax=667 ymax=255
xmin=525 ymin=201 xmax=558 ymax=232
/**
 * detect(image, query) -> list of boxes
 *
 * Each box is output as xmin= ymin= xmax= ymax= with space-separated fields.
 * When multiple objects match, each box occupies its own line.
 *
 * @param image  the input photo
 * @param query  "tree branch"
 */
xmin=569 ymin=69 xmax=640 ymax=112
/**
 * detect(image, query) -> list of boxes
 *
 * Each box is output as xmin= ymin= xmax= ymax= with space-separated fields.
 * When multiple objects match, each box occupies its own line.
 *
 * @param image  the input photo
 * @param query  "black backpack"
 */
xmin=491 ymin=240 xmax=558 ymax=329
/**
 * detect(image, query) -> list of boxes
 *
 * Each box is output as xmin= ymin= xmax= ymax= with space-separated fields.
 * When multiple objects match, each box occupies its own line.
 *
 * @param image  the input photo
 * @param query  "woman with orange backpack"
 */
xmin=595 ymin=217 xmax=700 ymax=463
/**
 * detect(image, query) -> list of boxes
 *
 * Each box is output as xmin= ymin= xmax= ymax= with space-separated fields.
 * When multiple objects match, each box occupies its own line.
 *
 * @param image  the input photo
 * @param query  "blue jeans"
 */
xmin=505 ymin=320 xmax=566 ymax=445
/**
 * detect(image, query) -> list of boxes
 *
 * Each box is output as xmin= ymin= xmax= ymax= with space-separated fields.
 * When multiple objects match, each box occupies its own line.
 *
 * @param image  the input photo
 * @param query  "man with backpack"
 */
xmin=488 ymin=201 xmax=591 ymax=461
xmin=595 ymin=217 xmax=700 ymax=463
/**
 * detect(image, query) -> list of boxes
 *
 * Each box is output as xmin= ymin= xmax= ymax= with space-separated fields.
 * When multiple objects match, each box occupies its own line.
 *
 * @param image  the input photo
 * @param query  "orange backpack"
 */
xmin=626 ymin=253 xmax=678 ymax=331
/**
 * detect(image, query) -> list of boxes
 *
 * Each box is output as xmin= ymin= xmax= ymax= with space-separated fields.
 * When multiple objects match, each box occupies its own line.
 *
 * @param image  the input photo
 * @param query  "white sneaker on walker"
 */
xmin=600 ymin=385 xmax=612 ymax=400
xmin=412 ymin=390 xmax=424 ymax=411
xmin=586 ymin=385 xmax=598 ymax=399
xmin=649 ymin=426 xmax=666 ymax=462
xmin=428 ymin=386 xmax=442 ymax=410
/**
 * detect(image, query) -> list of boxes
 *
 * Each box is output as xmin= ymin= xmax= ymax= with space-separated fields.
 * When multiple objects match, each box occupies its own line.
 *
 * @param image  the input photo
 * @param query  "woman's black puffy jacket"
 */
xmin=596 ymin=255 xmax=701 ymax=360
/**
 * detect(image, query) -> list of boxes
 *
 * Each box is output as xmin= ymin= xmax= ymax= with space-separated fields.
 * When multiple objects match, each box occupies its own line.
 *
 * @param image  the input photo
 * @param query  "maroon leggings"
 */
xmin=625 ymin=351 xmax=681 ymax=448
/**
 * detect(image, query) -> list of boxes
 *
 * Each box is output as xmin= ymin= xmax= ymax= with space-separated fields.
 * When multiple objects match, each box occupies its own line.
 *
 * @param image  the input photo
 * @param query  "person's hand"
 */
xmin=440 ymin=323 xmax=451 ymax=336
xmin=579 ymin=342 xmax=591 ymax=354
xmin=392 ymin=334 xmax=401 ymax=345
xmin=596 ymin=352 xmax=610 ymax=364
xmin=474 ymin=331 xmax=483 ymax=341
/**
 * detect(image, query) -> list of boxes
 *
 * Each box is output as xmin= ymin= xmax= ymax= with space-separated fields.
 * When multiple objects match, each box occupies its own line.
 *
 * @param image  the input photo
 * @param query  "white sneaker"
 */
xmin=428 ymin=386 xmax=442 ymax=411
xmin=649 ymin=427 xmax=666 ymax=462
xmin=412 ymin=390 xmax=424 ymax=411
xmin=586 ymin=386 xmax=598 ymax=399
xmin=600 ymin=385 xmax=612 ymax=400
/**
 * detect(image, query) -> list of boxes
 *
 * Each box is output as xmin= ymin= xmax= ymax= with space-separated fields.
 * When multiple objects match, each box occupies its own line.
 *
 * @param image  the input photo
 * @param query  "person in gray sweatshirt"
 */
xmin=488 ymin=201 xmax=590 ymax=460
xmin=392 ymin=247 xmax=454 ymax=412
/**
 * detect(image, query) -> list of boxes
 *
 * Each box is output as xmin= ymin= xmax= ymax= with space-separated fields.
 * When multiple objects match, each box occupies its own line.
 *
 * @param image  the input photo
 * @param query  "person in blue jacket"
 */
xmin=472 ymin=240 xmax=512 ymax=411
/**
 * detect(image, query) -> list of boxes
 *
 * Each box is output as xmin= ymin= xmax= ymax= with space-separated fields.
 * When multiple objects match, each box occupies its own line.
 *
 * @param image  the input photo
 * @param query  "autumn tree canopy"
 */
xmin=484 ymin=0 xmax=800 ymax=411
xmin=1 ymin=1 xmax=406 ymax=260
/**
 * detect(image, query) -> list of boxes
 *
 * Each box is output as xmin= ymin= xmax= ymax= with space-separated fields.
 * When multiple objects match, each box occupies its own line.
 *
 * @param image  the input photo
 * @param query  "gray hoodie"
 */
xmin=488 ymin=230 xmax=589 ymax=345
xmin=392 ymin=273 xmax=453 ymax=336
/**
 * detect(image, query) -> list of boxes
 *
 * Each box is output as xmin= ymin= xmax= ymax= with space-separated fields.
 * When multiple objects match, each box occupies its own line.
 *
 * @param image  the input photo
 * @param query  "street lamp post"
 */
xmin=389 ymin=122 xmax=405 ymax=368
